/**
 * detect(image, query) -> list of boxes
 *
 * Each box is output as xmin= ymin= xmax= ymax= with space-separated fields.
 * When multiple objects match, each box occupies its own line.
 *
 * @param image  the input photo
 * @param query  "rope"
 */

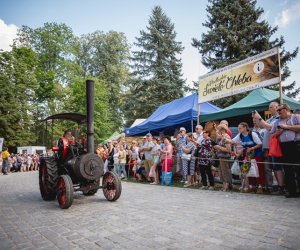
xmin=105 ymin=155 xmax=300 ymax=167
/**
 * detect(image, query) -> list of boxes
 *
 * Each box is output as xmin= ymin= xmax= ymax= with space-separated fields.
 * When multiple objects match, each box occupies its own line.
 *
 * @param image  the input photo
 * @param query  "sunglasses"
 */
xmin=278 ymin=107 xmax=286 ymax=112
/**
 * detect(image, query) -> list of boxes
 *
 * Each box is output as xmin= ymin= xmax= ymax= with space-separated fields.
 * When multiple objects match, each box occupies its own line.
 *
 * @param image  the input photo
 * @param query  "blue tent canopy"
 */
xmin=125 ymin=93 xmax=221 ymax=136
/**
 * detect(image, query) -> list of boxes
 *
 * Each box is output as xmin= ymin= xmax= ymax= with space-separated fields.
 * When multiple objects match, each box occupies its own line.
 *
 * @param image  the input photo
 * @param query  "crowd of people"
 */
xmin=0 ymin=148 xmax=40 ymax=175
xmin=96 ymin=102 xmax=300 ymax=198
xmin=1 ymin=102 xmax=299 ymax=198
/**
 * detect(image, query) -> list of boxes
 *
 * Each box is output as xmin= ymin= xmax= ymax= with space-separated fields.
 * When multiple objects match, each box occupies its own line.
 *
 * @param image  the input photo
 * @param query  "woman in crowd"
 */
xmin=214 ymin=124 xmax=232 ymax=192
xmin=118 ymin=144 xmax=128 ymax=180
xmin=128 ymin=141 xmax=140 ymax=177
xmin=160 ymin=136 xmax=173 ymax=184
xmin=198 ymin=131 xmax=214 ymax=190
xmin=113 ymin=143 xmax=120 ymax=173
xmin=181 ymin=133 xmax=196 ymax=187
xmin=149 ymin=138 xmax=161 ymax=185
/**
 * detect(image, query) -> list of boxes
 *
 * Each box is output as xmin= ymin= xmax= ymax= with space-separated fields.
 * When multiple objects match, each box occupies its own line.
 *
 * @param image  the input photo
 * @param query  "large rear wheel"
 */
xmin=39 ymin=157 xmax=58 ymax=201
xmin=57 ymin=175 xmax=74 ymax=209
xmin=102 ymin=171 xmax=122 ymax=201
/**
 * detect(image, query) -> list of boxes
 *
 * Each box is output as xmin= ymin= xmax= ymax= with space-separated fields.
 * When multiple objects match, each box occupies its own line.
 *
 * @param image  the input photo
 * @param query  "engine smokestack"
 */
xmin=86 ymin=80 xmax=94 ymax=153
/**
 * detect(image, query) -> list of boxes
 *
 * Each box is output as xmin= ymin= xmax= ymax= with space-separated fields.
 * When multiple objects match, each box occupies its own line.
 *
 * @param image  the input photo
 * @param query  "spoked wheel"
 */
xmin=57 ymin=175 xmax=74 ymax=209
xmin=82 ymin=179 xmax=100 ymax=196
xmin=102 ymin=171 xmax=122 ymax=201
xmin=39 ymin=157 xmax=58 ymax=201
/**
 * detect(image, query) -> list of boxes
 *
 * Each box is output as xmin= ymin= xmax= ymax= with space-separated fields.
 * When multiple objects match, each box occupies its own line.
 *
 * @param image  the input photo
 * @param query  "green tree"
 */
xmin=0 ymin=47 xmax=38 ymax=148
xmin=124 ymin=6 xmax=186 ymax=126
xmin=192 ymin=0 xmax=299 ymax=107
xmin=17 ymin=22 xmax=81 ymax=115
xmin=66 ymin=77 xmax=113 ymax=142
xmin=75 ymin=31 xmax=131 ymax=130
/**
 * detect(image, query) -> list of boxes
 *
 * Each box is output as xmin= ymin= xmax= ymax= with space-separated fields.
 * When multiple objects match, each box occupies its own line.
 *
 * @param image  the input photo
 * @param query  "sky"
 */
xmin=1 ymin=0 xmax=300 ymax=91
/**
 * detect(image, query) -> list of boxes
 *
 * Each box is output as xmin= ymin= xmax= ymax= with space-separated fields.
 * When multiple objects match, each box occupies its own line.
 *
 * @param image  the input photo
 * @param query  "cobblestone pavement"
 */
xmin=0 ymin=172 xmax=300 ymax=250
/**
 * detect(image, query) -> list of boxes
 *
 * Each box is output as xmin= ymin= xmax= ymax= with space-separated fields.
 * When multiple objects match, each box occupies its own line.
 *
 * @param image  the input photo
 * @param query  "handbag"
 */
xmin=246 ymin=159 xmax=259 ymax=178
xmin=231 ymin=160 xmax=241 ymax=175
xmin=181 ymin=152 xmax=191 ymax=160
xmin=269 ymin=135 xmax=282 ymax=158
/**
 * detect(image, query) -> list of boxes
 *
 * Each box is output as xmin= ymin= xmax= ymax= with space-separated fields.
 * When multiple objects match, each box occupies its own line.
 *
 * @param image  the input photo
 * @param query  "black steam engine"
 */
xmin=39 ymin=80 xmax=122 ymax=209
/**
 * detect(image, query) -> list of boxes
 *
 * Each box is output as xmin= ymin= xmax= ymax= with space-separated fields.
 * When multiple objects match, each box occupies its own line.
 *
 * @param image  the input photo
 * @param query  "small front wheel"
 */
xmin=102 ymin=171 xmax=122 ymax=201
xmin=57 ymin=175 xmax=74 ymax=209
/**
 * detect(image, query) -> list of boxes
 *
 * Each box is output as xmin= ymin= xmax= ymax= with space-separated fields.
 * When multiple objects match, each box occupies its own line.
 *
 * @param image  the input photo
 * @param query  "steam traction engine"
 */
xmin=39 ymin=80 xmax=122 ymax=209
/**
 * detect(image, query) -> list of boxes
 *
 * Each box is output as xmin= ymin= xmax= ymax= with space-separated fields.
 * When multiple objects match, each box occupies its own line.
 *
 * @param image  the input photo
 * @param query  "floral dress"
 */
xmin=198 ymin=138 xmax=212 ymax=166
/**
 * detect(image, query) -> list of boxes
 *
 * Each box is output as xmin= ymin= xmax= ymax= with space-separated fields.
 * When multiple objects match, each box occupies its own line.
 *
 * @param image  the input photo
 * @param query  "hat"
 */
xmin=196 ymin=125 xmax=203 ymax=129
xmin=179 ymin=127 xmax=186 ymax=131
xmin=146 ymin=133 xmax=152 ymax=137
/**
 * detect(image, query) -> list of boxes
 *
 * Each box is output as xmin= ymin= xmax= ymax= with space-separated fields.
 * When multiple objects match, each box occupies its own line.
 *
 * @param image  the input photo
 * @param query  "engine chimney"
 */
xmin=86 ymin=80 xmax=94 ymax=153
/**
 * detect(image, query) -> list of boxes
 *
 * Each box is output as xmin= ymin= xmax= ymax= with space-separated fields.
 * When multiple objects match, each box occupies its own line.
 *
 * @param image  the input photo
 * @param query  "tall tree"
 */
xmin=75 ymin=31 xmax=131 ymax=130
xmin=124 ymin=6 xmax=186 ymax=126
xmin=0 ymin=47 xmax=38 ymax=148
xmin=16 ymin=22 xmax=80 ymax=115
xmin=192 ymin=0 xmax=299 ymax=107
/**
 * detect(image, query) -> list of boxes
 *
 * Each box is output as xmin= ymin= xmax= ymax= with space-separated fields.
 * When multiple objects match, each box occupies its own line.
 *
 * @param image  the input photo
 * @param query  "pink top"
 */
xmin=161 ymin=144 xmax=173 ymax=160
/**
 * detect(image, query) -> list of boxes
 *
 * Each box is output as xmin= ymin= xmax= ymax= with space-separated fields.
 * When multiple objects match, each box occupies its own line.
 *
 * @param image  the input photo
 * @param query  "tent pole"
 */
xmin=197 ymin=103 xmax=200 ymax=125
xmin=191 ymin=120 xmax=193 ymax=133
xmin=277 ymin=47 xmax=283 ymax=105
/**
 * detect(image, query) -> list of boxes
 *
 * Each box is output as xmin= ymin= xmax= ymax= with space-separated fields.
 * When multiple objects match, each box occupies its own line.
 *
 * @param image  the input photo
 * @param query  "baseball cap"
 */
xmin=179 ymin=127 xmax=186 ymax=131
xmin=146 ymin=133 xmax=152 ymax=137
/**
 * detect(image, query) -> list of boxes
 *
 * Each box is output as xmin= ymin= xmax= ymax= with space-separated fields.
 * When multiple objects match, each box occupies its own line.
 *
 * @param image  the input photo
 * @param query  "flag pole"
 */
xmin=197 ymin=103 xmax=200 ymax=125
xmin=277 ymin=47 xmax=283 ymax=105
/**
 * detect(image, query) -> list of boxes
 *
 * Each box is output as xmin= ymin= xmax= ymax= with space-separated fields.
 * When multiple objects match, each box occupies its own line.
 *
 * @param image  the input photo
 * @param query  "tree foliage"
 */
xmin=75 ymin=31 xmax=131 ymax=130
xmin=65 ymin=77 xmax=113 ymax=142
xmin=192 ymin=0 xmax=299 ymax=107
xmin=17 ymin=22 xmax=81 ymax=115
xmin=0 ymin=47 xmax=38 ymax=148
xmin=124 ymin=6 xmax=186 ymax=126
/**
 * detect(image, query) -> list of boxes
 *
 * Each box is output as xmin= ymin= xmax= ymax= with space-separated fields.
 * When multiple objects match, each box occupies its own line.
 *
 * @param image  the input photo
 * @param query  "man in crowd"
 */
xmin=1 ymin=147 xmax=10 ymax=175
xmin=253 ymin=102 xmax=285 ymax=194
xmin=195 ymin=125 xmax=204 ymax=145
xmin=268 ymin=104 xmax=300 ymax=197
xmin=140 ymin=133 xmax=154 ymax=174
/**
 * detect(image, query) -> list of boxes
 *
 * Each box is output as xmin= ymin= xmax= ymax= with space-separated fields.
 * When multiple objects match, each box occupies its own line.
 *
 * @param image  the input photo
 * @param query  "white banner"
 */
xmin=198 ymin=48 xmax=280 ymax=103
xmin=0 ymin=138 xmax=3 ymax=152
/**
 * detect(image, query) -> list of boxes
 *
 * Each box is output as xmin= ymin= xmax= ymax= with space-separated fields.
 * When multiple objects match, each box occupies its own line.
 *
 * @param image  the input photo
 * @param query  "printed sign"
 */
xmin=198 ymin=48 xmax=280 ymax=103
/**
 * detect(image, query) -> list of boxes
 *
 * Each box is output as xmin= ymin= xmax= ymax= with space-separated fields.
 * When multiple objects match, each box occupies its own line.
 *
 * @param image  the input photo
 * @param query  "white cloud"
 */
xmin=0 ymin=19 xmax=19 ymax=51
xmin=182 ymin=46 xmax=208 ymax=88
xmin=275 ymin=2 xmax=300 ymax=28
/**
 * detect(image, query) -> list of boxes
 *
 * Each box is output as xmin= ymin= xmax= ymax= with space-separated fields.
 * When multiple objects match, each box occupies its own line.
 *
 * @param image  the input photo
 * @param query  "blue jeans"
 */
xmin=118 ymin=164 xmax=127 ymax=179
xmin=2 ymin=159 xmax=9 ymax=174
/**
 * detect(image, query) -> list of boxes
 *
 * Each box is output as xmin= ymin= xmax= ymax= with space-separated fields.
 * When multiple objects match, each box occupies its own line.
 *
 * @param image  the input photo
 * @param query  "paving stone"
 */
xmin=0 ymin=172 xmax=300 ymax=250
